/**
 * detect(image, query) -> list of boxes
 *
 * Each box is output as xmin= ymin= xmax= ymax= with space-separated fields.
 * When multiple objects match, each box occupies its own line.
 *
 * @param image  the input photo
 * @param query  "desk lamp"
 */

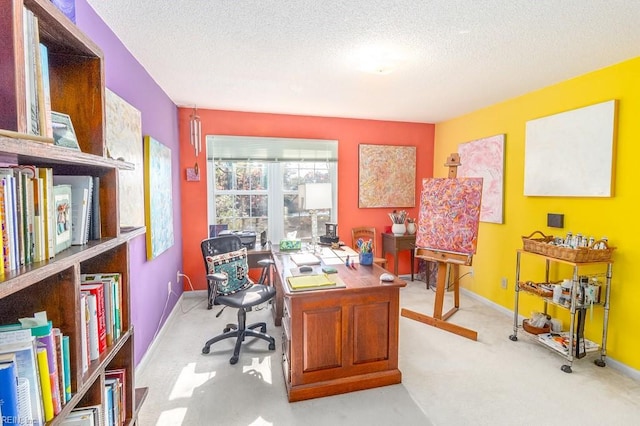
xmin=298 ymin=183 xmax=332 ymax=253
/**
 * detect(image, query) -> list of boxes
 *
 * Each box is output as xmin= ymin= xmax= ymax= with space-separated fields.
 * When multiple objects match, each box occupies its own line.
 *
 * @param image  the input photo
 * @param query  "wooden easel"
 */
xmin=401 ymin=153 xmax=478 ymax=341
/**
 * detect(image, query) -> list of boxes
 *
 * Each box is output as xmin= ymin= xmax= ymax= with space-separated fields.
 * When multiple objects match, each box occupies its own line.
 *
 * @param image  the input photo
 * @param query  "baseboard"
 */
xmin=459 ymin=287 xmax=640 ymax=381
xmin=135 ymin=292 xmax=185 ymax=376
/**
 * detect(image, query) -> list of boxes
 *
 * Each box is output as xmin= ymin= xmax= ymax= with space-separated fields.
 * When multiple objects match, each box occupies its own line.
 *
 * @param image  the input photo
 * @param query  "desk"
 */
xmin=247 ymin=244 xmax=283 ymax=326
xmin=273 ymin=253 xmax=406 ymax=402
xmin=381 ymin=233 xmax=416 ymax=280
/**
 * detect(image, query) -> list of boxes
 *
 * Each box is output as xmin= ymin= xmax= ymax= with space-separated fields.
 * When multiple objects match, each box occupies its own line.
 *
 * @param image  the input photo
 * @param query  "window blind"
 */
xmin=206 ymin=135 xmax=338 ymax=162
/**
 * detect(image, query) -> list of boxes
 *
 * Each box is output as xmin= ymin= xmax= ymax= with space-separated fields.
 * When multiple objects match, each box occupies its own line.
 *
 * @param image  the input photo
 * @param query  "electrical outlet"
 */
xmin=176 ymin=270 xmax=181 ymax=283
xmin=501 ymin=277 xmax=508 ymax=289
xmin=167 ymin=280 xmax=172 ymax=294
xmin=469 ymin=267 xmax=474 ymax=277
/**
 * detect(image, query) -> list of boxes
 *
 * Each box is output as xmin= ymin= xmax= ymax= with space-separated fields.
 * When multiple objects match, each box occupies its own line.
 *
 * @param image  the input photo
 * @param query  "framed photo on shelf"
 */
xmin=53 ymin=184 xmax=73 ymax=254
xmin=51 ymin=111 xmax=81 ymax=150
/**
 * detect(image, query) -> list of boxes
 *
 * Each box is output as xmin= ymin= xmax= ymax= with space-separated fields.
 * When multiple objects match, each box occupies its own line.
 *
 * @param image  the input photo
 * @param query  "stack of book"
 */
xmin=0 ymin=168 xmax=101 ymax=274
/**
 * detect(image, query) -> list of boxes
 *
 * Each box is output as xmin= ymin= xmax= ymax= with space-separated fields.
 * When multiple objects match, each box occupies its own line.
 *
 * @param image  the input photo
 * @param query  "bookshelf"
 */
xmin=0 ymin=0 xmax=147 ymax=424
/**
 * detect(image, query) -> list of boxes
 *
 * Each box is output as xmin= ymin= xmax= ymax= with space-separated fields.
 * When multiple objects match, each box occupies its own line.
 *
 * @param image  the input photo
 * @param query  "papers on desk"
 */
xmin=319 ymin=246 xmax=359 ymax=265
xmin=290 ymin=253 xmax=321 ymax=266
xmin=286 ymin=274 xmax=346 ymax=292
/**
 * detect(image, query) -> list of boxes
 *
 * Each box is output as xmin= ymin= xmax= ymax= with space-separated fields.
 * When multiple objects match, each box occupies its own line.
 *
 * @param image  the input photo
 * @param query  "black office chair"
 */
xmin=200 ymin=235 xmax=276 ymax=364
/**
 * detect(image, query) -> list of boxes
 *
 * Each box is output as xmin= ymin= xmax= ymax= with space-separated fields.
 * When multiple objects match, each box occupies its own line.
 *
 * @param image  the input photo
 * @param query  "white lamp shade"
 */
xmin=299 ymin=183 xmax=332 ymax=210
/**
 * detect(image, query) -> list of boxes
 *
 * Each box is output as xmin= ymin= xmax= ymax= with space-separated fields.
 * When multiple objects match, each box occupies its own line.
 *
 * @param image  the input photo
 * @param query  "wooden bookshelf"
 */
xmin=0 ymin=0 xmax=145 ymax=424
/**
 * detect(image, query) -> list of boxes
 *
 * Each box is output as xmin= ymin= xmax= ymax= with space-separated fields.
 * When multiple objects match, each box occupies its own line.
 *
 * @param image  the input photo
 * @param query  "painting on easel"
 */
xmin=415 ymin=177 xmax=483 ymax=256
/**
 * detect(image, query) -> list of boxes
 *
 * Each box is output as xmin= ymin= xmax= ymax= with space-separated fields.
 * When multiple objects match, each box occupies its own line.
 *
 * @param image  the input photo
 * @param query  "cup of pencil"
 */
xmin=357 ymin=238 xmax=374 ymax=265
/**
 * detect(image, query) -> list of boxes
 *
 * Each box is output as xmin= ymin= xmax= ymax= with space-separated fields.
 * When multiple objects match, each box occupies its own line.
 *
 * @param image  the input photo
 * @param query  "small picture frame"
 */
xmin=53 ymin=184 xmax=73 ymax=254
xmin=51 ymin=111 xmax=81 ymax=150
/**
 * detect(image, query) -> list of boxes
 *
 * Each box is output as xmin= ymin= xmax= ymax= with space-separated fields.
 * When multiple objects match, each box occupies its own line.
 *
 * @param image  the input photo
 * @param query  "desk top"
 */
xmin=273 ymin=251 xmax=406 ymax=294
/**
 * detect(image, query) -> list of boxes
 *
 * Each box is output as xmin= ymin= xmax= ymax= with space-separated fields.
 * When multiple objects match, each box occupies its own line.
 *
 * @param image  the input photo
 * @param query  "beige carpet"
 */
xmin=136 ymin=280 xmax=640 ymax=425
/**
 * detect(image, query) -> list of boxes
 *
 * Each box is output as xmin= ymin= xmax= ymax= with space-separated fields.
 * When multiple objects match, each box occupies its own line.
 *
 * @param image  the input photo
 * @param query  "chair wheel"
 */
xmin=207 ymin=304 xmax=212 ymax=310
xmin=260 ymin=325 xmax=267 ymax=333
xmin=269 ymin=343 xmax=276 ymax=350
xmin=230 ymin=356 xmax=238 ymax=365
xmin=202 ymin=346 xmax=210 ymax=354
xmin=223 ymin=327 xmax=231 ymax=333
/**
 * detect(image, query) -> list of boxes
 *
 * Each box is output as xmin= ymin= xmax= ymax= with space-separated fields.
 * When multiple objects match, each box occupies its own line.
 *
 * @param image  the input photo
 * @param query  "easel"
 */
xmin=401 ymin=153 xmax=478 ymax=341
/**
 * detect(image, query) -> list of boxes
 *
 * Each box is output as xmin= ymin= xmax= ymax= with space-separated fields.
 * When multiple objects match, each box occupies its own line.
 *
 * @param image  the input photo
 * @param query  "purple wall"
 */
xmin=76 ymin=1 xmax=183 ymax=365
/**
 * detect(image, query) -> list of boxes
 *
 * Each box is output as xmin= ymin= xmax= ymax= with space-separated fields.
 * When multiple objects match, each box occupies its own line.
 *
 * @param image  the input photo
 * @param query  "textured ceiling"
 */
xmin=87 ymin=0 xmax=640 ymax=123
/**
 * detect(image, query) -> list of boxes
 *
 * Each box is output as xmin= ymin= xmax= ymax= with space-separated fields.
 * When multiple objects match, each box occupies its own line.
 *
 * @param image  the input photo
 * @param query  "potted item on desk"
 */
xmin=357 ymin=238 xmax=374 ymax=265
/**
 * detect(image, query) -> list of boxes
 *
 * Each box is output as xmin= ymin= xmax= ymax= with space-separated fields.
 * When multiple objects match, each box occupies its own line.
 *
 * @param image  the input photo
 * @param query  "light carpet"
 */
xmin=136 ymin=280 xmax=640 ymax=425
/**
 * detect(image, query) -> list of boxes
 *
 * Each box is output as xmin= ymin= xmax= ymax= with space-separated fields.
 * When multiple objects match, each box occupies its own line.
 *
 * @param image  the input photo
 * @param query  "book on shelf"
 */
xmin=79 ymin=293 xmax=89 ymax=375
xmin=103 ymin=380 xmax=114 ymax=426
xmin=0 ymin=327 xmax=44 ymax=426
xmin=18 ymin=312 xmax=62 ymax=416
xmin=23 ymin=8 xmax=40 ymax=136
xmin=52 ymin=184 xmax=72 ymax=254
xmin=81 ymin=278 xmax=112 ymax=347
xmin=82 ymin=293 xmax=100 ymax=361
xmin=36 ymin=347 xmax=53 ymax=421
xmin=104 ymin=377 xmax=122 ymax=426
xmin=105 ymin=368 xmax=127 ymax=425
xmin=60 ymin=405 xmax=101 ymax=426
xmin=0 ymin=172 xmax=20 ymax=271
xmin=80 ymin=283 xmax=107 ymax=354
xmin=38 ymin=43 xmax=53 ymax=139
xmin=53 ymin=175 xmax=93 ymax=245
xmin=0 ymin=352 xmax=20 ymax=426
xmin=62 ymin=335 xmax=71 ymax=402
xmin=81 ymin=273 xmax=122 ymax=341
xmin=52 ymin=328 xmax=66 ymax=406
xmin=38 ymin=167 xmax=55 ymax=259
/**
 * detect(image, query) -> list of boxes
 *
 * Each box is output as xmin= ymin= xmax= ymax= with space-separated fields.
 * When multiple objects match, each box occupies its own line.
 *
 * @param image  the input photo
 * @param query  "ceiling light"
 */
xmin=353 ymin=45 xmax=406 ymax=75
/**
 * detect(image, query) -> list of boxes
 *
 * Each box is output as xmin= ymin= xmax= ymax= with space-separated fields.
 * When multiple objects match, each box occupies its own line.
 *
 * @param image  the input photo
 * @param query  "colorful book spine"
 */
xmin=62 ymin=335 xmax=71 ymax=402
xmin=30 ymin=322 xmax=62 ymax=415
xmin=0 ymin=353 xmax=20 ymax=425
xmin=36 ymin=348 xmax=53 ymax=421
xmin=79 ymin=283 xmax=106 ymax=354
xmin=82 ymin=293 xmax=99 ymax=361
xmin=0 ymin=330 xmax=44 ymax=426
xmin=52 ymin=328 xmax=65 ymax=406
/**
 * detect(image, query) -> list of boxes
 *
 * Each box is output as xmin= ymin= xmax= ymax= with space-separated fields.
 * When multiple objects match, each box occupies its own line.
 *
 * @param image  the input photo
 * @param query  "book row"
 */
xmin=0 ymin=166 xmax=101 ymax=274
xmin=0 ymin=273 xmax=122 ymax=425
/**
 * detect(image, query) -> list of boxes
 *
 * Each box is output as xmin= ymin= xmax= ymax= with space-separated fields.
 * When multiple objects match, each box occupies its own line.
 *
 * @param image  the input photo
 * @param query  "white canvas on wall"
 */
xmin=524 ymin=100 xmax=617 ymax=197
xmin=105 ymin=88 xmax=145 ymax=227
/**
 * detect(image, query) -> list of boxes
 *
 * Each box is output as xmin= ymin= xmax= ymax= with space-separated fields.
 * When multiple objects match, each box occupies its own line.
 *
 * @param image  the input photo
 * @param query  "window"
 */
xmin=207 ymin=136 xmax=338 ymax=244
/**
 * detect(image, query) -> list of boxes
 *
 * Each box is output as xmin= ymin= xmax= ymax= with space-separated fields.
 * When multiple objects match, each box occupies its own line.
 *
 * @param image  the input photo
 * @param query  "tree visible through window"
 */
xmin=213 ymin=161 xmax=335 ymax=243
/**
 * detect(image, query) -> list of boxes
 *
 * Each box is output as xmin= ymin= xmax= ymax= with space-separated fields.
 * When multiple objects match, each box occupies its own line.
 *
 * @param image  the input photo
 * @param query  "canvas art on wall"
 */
xmin=144 ymin=136 xmax=174 ymax=260
xmin=105 ymin=88 xmax=145 ymax=228
xmin=524 ymin=100 xmax=617 ymax=197
xmin=415 ymin=178 xmax=483 ymax=255
xmin=358 ymin=144 xmax=416 ymax=208
xmin=458 ymin=134 xmax=505 ymax=224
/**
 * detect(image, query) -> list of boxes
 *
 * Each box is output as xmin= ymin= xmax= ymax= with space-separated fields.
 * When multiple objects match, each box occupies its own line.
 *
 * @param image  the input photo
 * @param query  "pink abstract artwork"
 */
xmin=457 ymin=134 xmax=505 ymax=224
xmin=415 ymin=178 xmax=483 ymax=255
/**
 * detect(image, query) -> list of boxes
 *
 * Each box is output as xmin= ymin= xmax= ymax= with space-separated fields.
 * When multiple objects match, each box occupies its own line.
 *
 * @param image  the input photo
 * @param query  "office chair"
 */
xmin=201 ymin=235 xmax=276 ymax=364
xmin=351 ymin=226 xmax=388 ymax=268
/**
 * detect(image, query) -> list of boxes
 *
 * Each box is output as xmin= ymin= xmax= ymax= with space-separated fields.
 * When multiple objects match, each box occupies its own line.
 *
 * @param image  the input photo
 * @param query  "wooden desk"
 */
xmin=381 ymin=233 xmax=416 ymax=280
xmin=247 ymin=244 xmax=283 ymax=326
xmin=273 ymin=254 xmax=406 ymax=402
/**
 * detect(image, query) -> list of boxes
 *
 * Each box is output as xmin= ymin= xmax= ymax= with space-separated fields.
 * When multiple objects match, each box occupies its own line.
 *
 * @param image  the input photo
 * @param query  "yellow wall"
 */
xmin=434 ymin=56 xmax=640 ymax=371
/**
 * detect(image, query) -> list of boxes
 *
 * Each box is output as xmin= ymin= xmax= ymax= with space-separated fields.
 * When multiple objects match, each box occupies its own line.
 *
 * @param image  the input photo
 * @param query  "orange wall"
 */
xmin=179 ymin=109 xmax=435 ymax=290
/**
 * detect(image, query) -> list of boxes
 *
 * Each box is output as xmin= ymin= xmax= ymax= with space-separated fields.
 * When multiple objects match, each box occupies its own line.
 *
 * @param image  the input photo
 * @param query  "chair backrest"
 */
xmin=351 ymin=226 xmax=378 ymax=255
xmin=201 ymin=235 xmax=244 ymax=272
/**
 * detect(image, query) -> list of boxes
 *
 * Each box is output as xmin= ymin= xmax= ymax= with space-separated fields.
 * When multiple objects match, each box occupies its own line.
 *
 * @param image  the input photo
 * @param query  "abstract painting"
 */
xmin=458 ymin=134 xmax=505 ymax=224
xmin=105 ymin=88 xmax=144 ymax=227
xmin=144 ymin=136 xmax=174 ymax=260
xmin=358 ymin=144 xmax=416 ymax=208
xmin=415 ymin=178 xmax=483 ymax=255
